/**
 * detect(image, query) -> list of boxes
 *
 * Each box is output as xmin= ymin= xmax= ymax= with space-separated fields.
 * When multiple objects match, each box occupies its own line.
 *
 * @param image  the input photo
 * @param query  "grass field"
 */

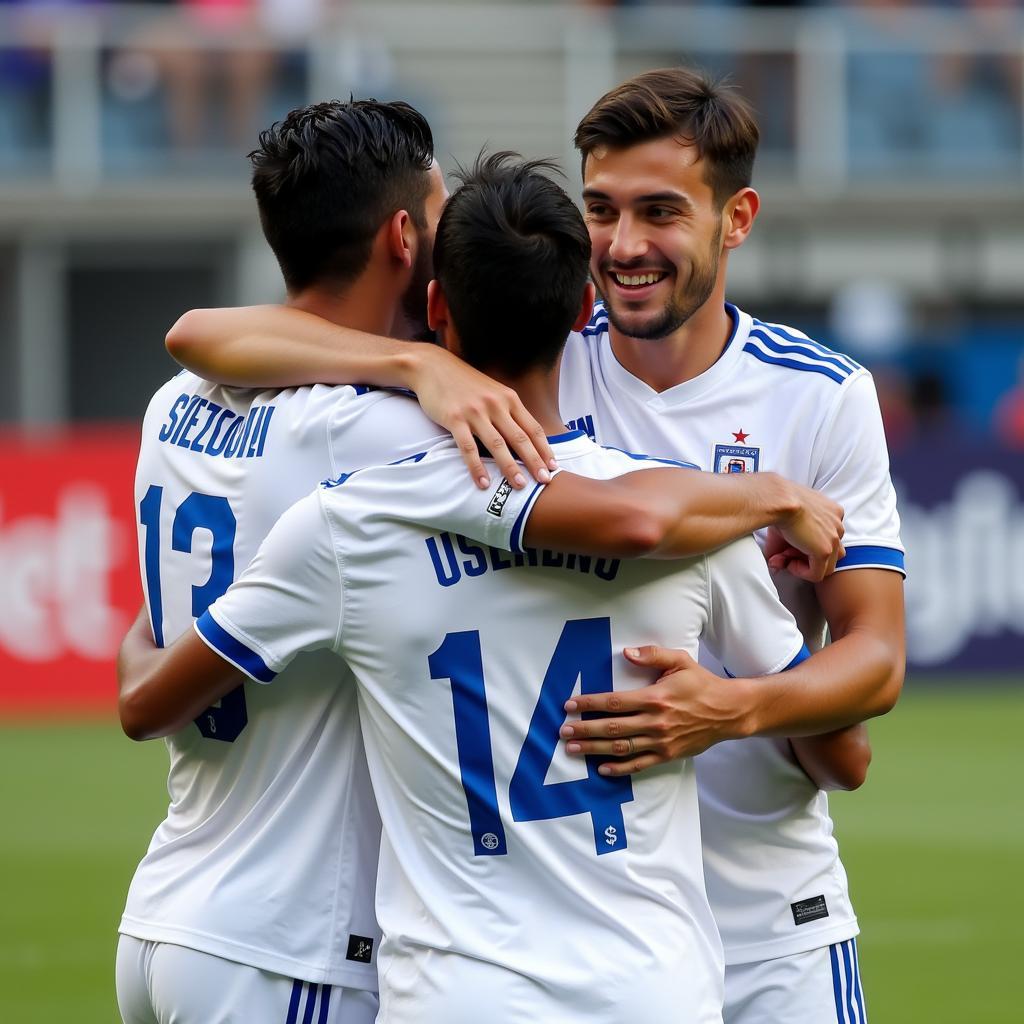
xmin=2 ymin=684 xmax=1021 ymax=1023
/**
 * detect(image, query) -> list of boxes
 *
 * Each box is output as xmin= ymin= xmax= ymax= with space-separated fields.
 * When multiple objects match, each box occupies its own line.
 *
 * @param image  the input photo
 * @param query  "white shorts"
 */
xmin=116 ymin=935 xmax=379 ymax=1024
xmin=724 ymin=939 xmax=867 ymax=1024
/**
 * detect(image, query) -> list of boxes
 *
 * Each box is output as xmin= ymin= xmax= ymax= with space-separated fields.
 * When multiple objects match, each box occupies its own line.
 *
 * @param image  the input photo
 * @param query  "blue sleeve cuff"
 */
xmin=509 ymin=481 xmax=547 ymax=555
xmin=835 ymin=545 xmax=906 ymax=575
xmin=195 ymin=610 xmax=277 ymax=683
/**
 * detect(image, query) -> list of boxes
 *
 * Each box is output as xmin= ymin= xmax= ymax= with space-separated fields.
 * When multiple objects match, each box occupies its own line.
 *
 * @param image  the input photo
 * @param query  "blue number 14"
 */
xmin=428 ymin=617 xmax=633 ymax=857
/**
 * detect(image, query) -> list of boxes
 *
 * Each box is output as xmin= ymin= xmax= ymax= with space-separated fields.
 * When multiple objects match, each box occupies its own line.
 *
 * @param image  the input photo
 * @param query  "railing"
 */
xmin=0 ymin=4 xmax=1022 ymax=194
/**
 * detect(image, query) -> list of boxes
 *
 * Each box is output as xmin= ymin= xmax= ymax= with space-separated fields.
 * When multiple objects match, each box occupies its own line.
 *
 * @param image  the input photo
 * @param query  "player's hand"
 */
xmin=770 ymin=485 xmax=845 ymax=581
xmin=408 ymin=346 xmax=558 ymax=489
xmin=559 ymin=646 xmax=753 ymax=775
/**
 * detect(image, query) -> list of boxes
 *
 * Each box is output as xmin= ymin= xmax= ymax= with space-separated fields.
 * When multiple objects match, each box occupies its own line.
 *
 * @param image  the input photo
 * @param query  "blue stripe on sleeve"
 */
xmin=742 ymin=343 xmax=848 ymax=385
xmin=510 ymin=481 xmax=546 ymax=554
xmin=752 ymin=319 xmax=861 ymax=373
xmin=835 ymin=546 xmax=905 ymax=573
xmin=747 ymin=328 xmax=854 ymax=376
xmin=195 ymin=610 xmax=277 ymax=683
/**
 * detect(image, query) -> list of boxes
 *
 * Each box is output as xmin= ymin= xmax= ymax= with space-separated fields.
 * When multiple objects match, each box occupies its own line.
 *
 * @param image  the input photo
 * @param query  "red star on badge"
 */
xmin=733 ymin=429 xmax=749 ymax=443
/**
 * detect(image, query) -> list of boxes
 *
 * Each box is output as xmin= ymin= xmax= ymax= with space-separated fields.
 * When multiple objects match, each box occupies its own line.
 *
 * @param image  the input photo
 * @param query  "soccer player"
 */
xmin=163 ymin=71 xmax=904 ymax=1024
xmin=116 ymin=100 xmax=846 ymax=1024
xmin=119 ymin=152 xmax=835 ymax=1024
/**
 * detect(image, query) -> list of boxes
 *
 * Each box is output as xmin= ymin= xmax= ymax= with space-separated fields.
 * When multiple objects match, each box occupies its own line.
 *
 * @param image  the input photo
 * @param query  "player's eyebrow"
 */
xmin=582 ymin=188 xmax=694 ymax=210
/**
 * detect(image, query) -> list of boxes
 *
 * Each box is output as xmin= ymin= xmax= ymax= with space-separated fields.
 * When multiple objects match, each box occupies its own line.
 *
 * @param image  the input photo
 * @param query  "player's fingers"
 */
xmin=452 ymin=422 xmax=492 ymax=489
xmin=491 ymin=410 xmax=553 ymax=486
xmin=564 ymin=734 xmax=658 ymax=758
xmin=623 ymin=645 xmax=697 ymax=673
xmin=597 ymin=752 xmax=662 ymax=777
xmin=564 ymin=687 xmax=652 ymax=716
xmin=508 ymin=407 xmax=559 ymax=477
xmin=560 ymin=713 xmax=656 ymax=742
xmin=470 ymin=418 xmax=528 ymax=489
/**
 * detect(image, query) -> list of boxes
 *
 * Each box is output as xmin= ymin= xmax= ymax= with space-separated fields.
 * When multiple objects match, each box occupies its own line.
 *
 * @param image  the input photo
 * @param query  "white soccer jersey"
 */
xmin=121 ymin=371 xmax=539 ymax=988
xmin=198 ymin=431 xmax=812 ymax=1024
xmin=559 ymin=302 xmax=906 ymax=965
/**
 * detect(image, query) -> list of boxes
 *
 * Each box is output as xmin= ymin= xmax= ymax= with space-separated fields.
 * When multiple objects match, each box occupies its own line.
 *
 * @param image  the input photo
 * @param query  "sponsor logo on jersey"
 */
xmin=346 ymin=934 xmax=375 ymax=964
xmin=791 ymin=894 xmax=829 ymax=926
xmin=713 ymin=443 xmax=760 ymax=473
xmin=487 ymin=478 xmax=514 ymax=517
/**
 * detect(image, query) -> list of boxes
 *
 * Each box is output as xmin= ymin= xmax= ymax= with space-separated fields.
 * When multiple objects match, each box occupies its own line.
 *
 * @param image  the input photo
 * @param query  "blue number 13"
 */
xmin=139 ymin=485 xmax=248 ymax=742
xmin=428 ymin=617 xmax=633 ymax=857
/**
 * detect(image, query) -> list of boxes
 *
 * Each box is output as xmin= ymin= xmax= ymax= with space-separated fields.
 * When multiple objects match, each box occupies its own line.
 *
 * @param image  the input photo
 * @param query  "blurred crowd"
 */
xmin=1 ymin=0 xmax=1021 ymax=448
xmin=0 ymin=0 xmax=337 ymax=163
xmin=0 ymin=1 xmax=1021 ymax=170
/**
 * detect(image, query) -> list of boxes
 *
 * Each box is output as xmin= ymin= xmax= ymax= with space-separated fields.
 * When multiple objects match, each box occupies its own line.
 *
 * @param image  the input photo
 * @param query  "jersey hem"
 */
xmin=117 ymin=917 xmax=378 ymax=991
xmin=722 ymin=917 xmax=860 ymax=966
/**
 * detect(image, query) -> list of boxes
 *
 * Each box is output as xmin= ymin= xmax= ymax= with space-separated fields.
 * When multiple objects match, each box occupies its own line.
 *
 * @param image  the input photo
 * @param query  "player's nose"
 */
xmin=608 ymin=216 xmax=648 ymax=263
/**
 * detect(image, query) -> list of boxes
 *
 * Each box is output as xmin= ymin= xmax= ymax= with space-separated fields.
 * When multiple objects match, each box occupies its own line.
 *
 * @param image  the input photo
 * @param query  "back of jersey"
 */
xmin=121 ymin=372 xmax=444 ymax=988
xmin=318 ymin=435 xmax=807 ymax=1023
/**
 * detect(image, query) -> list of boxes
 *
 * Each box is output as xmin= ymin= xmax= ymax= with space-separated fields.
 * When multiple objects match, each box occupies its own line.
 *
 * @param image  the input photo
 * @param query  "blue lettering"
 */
xmin=205 ymin=409 xmax=235 ymax=456
xmin=255 ymin=406 xmax=275 ymax=457
xmin=541 ymin=549 xmax=564 ymax=568
xmin=233 ymin=407 xmax=259 ymax=459
xmin=222 ymin=418 xmax=245 ymax=458
xmin=190 ymin=401 xmax=222 ymax=452
xmin=244 ymin=407 xmax=266 ymax=458
xmin=426 ymin=534 xmax=461 ymax=587
xmin=489 ymin=546 xmax=512 ymax=571
xmin=456 ymin=535 xmax=487 ymax=577
xmin=158 ymin=394 xmax=190 ymax=442
xmin=517 ymin=548 xmax=540 ymax=567
xmin=169 ymin=396 xmax=203 ymax=445
xmin=596 ymin=558 xmax=620 ymax=581
xmin=176 ymin=398 xmax=207 ymax=448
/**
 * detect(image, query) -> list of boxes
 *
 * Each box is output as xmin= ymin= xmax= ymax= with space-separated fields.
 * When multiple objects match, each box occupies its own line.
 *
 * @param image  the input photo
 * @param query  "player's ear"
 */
xmin=571 ymin=281 xmax=596 ymax=333
xmin=386 ymin=209 xmax=415 ymax=268
xmin=722 ymin=187 xmax=759 ymax=251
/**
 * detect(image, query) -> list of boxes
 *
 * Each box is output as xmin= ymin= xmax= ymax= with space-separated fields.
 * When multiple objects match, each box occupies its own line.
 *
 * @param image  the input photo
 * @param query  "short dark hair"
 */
xmin=251 ymin=99 xmax=434 ymax=293
xmin=433 ymin=152 xmax=591 ymax=378
xmin=574 ymin=67 xmax=759 ymax=206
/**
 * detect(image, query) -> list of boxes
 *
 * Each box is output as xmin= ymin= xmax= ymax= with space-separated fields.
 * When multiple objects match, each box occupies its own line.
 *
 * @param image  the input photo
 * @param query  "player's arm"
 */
xmin=120 ymin=492 xmax=344 ymax=742
xmin=166 ymin=304 xmax=556 ymax=489
xmin=118 ymin=605 xmax=244 ymax=741
xmin=561 ymin=597 xmax=900 ymax=776
xmin=523 ymin=467 xmax=845 ymax=577
xmin=789 ymin=726 xmax=872 ymax=792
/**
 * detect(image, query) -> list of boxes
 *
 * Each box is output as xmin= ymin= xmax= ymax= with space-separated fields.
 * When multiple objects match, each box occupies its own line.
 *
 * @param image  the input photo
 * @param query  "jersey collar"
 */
xmin=597 ymin=302 xmax=749 ymax=409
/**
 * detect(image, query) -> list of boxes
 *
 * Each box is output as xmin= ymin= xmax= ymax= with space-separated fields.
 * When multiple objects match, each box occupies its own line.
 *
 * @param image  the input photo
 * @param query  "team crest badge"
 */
xmin=713 ymin=442 xmax=760 ymax=474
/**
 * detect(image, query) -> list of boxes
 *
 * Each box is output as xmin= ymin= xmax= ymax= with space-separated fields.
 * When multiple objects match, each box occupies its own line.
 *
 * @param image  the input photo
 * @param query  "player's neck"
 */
xmin=288 ymin=281 xmax=401 ymax=340
xmin=488 ymin=365 xmax=567 ymax=438
xmin=607 ymin=288 xmax=733 ymax=394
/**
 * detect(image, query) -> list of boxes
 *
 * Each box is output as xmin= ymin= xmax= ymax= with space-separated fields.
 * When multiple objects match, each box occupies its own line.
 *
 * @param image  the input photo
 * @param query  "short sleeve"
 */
xmin=328 ymin=390 xmax=447 ymax=478
xmin=702 ymin=536 xmax=809 ymax=678
xmin=812 ymin=373 xmax=905 ymax=575
xmin=321 ymin=441 xmax=555 ymax=557
xmin=195 ymin=491 xmax=343 ymax=682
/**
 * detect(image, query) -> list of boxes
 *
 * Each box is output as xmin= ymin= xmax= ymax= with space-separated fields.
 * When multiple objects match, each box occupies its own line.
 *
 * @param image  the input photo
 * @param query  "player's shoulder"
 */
xmin=736 ymin=310 xmax=867 ymax=392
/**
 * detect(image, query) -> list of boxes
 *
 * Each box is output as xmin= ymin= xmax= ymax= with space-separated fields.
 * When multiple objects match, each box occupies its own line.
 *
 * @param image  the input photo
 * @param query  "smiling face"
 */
xmin=583 ymin=136 xmax=726 ymax=341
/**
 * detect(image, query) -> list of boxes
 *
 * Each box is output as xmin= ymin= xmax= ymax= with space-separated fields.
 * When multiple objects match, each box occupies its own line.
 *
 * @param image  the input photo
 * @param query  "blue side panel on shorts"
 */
xmin=829 ymin=940 xmax=868 ymax=1023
